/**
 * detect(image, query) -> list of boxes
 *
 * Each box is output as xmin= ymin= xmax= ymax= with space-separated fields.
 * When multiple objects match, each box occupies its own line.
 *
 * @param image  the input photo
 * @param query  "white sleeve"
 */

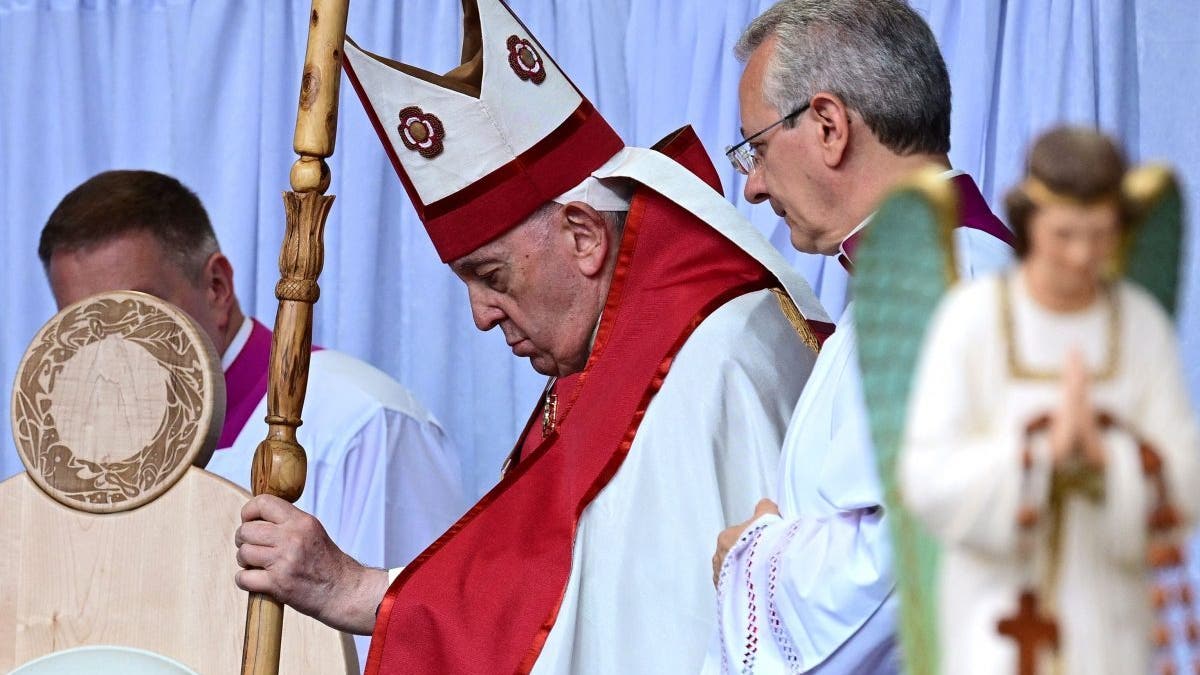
xmin=335 ymin=408 xmax=466 ymax=569
xmin=710 ymin=317 xmax=896 ymax=672
xmin=711 ymin=507 xmax=895 ymax=673
xmin=1127 ymin=293 xmax=1200 ymax=535
xmin=317 ymin=407 xmax=465 ymax=675
xmin=901 ymin=286 xmax=1026 ymax=556
xmin=1098 ymin=429 xmax=1153 ymax=565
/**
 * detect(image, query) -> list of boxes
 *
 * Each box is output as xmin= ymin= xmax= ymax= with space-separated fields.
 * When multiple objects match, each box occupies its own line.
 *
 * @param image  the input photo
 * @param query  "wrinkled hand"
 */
xmin=235 ymin=494 xmax=389 ymax=635
xmin=712 ymin=498 xmax=781 ymax=587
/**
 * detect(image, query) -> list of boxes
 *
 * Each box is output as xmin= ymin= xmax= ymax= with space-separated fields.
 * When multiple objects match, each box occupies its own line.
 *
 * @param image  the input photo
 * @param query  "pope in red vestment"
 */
xmin=236 ymin=1 xmax=834 ymax=672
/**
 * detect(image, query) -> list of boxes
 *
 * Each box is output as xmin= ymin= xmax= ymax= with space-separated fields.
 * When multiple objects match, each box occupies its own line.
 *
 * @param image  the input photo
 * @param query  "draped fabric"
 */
xmin=1 ymin=0 xmax=1197 ymax=503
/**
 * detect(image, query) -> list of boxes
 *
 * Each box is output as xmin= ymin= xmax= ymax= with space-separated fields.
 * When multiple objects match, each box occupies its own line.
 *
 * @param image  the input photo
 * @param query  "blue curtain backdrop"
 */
xmin=2 ymin=0 xmax=1198 ymax=502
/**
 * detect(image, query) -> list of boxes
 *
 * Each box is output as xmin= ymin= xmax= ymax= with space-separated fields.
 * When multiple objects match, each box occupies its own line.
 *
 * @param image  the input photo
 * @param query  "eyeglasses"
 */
xmin=724 ymin=102 xmax=810 ymax=175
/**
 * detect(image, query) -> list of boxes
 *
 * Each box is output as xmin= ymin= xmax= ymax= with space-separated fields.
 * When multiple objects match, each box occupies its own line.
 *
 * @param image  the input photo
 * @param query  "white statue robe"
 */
xmin=901 ymin=273 xmax=1200 ymax=675
xmin=706 ymin=209 xmax=1013 ymax=674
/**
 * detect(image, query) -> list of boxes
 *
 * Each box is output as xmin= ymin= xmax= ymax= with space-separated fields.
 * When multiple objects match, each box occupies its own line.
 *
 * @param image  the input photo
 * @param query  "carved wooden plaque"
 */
xmin=10 ymin=291 xmax=224 ymax=513
xmin=0 ymin=468 xmax=357 ymax=673
xmin=1 ymin=291 xmax=352 ymax=672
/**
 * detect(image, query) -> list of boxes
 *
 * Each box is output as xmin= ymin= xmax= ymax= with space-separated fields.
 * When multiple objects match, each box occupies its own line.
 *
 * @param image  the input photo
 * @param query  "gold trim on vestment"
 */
xmin=771 ymin=288 xmax=821 ymax=354
xmin=999 ymin=274 xmax=1121 ymax=382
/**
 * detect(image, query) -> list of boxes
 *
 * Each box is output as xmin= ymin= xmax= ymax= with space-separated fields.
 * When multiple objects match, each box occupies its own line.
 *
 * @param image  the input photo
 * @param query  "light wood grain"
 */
xmin=243 ymin=1 xmax=351 ymax=672
xmin=0 ymin=468 xmax=355 ymax=674
xmin=292 ymin=0 xmax=351 ymax=170
xmin=10 ymin=291 xmax=223 ymax=514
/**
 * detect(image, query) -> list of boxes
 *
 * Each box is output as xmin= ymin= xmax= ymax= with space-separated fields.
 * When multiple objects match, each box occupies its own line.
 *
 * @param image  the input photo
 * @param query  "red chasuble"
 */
xmin=365 ymin=128 xmax=783 ymax=674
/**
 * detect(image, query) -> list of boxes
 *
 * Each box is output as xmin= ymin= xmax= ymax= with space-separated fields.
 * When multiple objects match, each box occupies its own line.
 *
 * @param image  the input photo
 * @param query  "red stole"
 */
xmin=365 ymin=128 xmax=778 ymax=674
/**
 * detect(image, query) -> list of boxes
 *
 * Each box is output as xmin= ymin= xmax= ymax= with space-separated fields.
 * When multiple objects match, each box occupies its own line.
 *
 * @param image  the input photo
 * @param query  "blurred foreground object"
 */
xmin=859 ymin=126 xmax=1200 ymax=675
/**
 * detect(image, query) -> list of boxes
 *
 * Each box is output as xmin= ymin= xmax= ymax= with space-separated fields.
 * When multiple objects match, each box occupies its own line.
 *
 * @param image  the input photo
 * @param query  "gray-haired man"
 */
xmin=708 ymin=1 xmax=1014 ymax=672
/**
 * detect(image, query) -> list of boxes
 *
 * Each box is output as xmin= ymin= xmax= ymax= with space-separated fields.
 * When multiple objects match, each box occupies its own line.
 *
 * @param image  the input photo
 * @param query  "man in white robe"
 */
xmin=708 ymin=2 xmax=1014 ymax=671
xmin=231 ymin=1 xmax=833 ymax=672
xmin=39 ymin=169 xmax=466 ymax=670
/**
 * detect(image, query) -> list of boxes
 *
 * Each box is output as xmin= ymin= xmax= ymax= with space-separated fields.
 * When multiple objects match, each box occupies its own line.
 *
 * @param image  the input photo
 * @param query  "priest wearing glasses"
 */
xmin=707 ymin=1 xmax=1014 ymax=672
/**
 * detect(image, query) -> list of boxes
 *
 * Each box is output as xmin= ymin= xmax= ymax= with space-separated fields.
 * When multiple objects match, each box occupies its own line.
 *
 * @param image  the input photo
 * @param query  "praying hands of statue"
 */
xmin=1049 ymin=348 xmax=1107 ymax=470
xmin=234 ymin=494 xmax=391 ymax=635
xmin=712 ymin=498 xmax=781 ymax=587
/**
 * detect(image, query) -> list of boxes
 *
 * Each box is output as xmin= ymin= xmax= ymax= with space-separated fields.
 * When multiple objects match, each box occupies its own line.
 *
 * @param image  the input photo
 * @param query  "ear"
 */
xmin=200 ymin=251 xmax=237 ymax=332
xmin=559 ymin=201 xmax=611 ymax=277
xmin=809 ymin=92 xmax=852 ymax=168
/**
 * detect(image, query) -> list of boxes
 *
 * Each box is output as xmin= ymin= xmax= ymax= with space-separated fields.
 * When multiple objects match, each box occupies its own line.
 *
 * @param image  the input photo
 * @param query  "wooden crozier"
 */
xmin=240 ymin=1 xmax=351 ymax=674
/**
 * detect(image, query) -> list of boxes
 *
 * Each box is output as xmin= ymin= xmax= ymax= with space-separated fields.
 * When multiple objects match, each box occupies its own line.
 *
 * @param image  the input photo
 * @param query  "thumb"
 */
xmin=753 ymin=498 xmax=781 ymax=519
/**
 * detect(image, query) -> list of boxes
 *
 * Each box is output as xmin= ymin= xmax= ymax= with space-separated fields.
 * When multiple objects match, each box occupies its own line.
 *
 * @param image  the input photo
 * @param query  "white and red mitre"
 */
xmin=345 ymin=0 xmax=829 ymax=324
xmin=343 ymin=0 xmax=624 ymax=262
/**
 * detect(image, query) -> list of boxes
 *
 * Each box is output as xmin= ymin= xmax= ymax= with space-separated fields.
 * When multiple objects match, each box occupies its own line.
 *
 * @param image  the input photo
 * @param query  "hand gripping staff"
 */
xmin=239 ymin=1 xmax=350 ymax=673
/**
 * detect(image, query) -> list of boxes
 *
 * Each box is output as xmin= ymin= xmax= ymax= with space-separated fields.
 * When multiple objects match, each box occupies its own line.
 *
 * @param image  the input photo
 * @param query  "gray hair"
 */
xmin=736 ymin=0 xmax=951 ymax=156
xmin=525 ymin=202 xmax=629 ymax=246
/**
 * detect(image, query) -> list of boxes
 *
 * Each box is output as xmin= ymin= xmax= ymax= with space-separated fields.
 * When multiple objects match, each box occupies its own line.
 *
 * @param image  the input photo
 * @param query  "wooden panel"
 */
xmin=0 ymin=468 xmax=354 ymax=674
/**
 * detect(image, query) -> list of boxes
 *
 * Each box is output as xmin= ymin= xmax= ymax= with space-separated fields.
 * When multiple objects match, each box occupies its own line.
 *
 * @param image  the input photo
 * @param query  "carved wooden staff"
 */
xmin=240 ymin=1 xmax=350 ymax=674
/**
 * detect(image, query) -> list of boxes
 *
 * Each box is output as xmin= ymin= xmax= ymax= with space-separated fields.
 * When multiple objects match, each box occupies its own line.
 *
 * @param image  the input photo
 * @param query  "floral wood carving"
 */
xmin=11 ymin=292 xmax=222 ymax=513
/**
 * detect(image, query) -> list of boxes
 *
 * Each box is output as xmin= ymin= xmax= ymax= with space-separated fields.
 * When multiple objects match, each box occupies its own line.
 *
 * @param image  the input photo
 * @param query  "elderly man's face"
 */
xmin=738 ymin=36 xmax=838 ymax=254
xmin=451 ymin=205 xmax=605 ymax=377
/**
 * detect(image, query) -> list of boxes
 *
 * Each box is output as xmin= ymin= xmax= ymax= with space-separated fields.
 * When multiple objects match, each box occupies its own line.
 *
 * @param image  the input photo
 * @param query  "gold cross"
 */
xmin=541 ymin=390 xmax=558 ymax=438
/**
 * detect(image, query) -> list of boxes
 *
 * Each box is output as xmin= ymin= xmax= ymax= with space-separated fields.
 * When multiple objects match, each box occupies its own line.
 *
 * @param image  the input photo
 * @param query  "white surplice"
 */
xmin=205 ymin=318 xmax=467 ymax=670
xmin=530 ymin=288 xmax=816 ymax=674
xmin=707 ymin=222 xmax=1013 ymax=674
xmin=901 ymin=274 xmax=1200 ymax=675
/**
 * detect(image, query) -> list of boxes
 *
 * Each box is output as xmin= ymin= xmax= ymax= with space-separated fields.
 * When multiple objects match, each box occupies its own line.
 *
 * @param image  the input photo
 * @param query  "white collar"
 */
xmin=221 ymin=316 xmax=252 ymax=372
xmin=837 ymin=215 xmax=873 ymax=260
xmin=588 ymin=312 xmax=602 ymax=352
